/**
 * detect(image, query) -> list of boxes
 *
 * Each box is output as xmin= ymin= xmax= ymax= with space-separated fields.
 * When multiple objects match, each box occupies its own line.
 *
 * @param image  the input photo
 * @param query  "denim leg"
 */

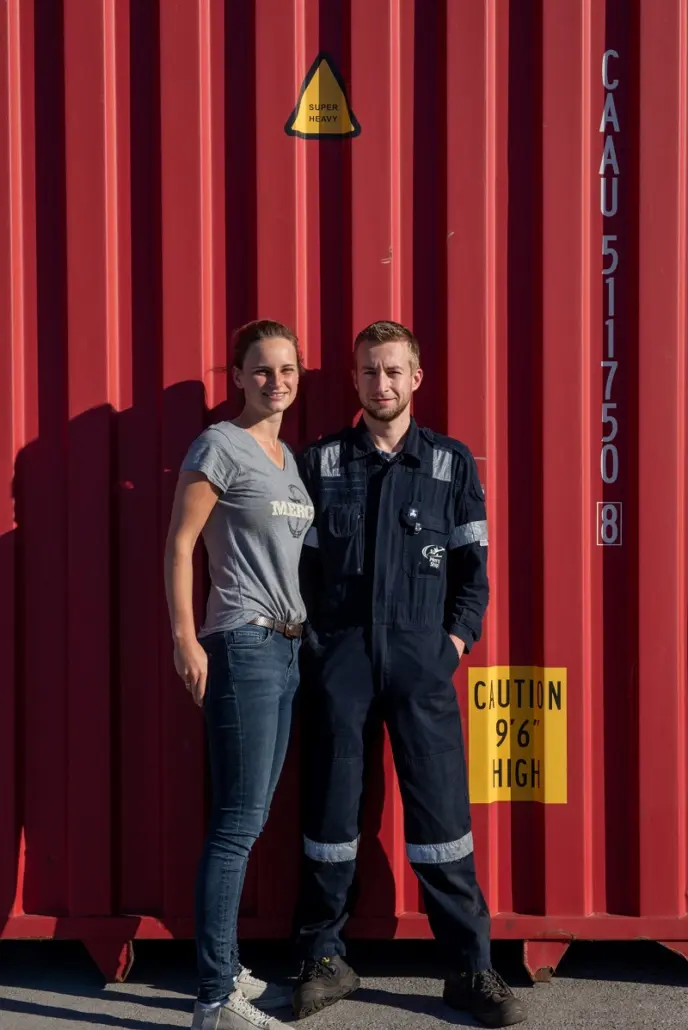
xmin=264 ymin=637 xmax=301 ymax=818
xmin=194 ymin=627 xmax=297 ymax=1004
xmin=230 ymin=637 xmax=301 ymax=978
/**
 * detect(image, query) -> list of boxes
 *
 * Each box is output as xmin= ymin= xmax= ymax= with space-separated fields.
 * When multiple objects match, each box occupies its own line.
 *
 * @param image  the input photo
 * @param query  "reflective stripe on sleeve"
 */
xmin=449 ymin=520 xmax=488 ymax=548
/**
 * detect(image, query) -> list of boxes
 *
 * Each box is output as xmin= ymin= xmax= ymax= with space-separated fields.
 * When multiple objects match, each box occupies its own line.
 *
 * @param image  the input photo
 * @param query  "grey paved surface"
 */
xmin=0 ymin=939 xmax=686 ymax=1029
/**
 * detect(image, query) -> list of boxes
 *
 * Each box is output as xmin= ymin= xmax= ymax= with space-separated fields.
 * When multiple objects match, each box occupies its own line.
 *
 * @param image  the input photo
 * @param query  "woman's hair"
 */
xmin=231 ymin=319 xmax=304 ymax=373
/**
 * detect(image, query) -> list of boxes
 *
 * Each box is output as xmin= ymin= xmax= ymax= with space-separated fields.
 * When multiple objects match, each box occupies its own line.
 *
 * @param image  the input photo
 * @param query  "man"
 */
xmin=291 ymin=322 xmax=525 ymax=1027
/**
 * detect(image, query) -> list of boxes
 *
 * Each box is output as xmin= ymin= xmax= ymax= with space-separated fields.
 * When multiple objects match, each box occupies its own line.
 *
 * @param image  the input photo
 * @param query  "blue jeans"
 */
xmin=195 ymin=624 xmax=300 ymax=1004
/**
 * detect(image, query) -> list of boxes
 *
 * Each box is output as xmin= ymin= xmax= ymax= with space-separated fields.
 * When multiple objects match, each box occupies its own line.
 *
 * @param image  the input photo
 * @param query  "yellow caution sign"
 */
xmin=468 ymin=667 xmax=567 ymax=804
xmin=285 ymin=53 xmax=361 ymax=139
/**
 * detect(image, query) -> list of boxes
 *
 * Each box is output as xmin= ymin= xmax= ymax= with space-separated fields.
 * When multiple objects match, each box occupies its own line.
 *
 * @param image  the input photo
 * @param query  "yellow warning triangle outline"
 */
xmin=285 ymin=52 xmax=361 ymax=139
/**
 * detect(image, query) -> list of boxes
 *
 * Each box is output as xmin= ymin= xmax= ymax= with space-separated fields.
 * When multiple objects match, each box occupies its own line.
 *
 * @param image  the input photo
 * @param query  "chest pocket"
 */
xmin=401 ymin=511 xmax=450 ymax=578
xmin=322 ymin=503 xmax=364 ymax=576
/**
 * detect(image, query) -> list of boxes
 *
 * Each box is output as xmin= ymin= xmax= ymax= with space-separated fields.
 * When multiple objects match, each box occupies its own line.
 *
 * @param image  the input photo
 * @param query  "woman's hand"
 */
xmin=174 ymin=637 xmax=208 ymax=707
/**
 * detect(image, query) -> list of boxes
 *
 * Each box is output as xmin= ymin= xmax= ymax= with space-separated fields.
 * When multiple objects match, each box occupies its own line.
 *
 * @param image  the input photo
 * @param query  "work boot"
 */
xmin=191 ymin=989 xmax=286 ymax=1029
xmin=443 ymin=969 xmax=526 ymax=1027
xmin=236 ymin=966 xmax=292 ymax=1010
xmin=292 ymin=955 xmax=361 ymax=1019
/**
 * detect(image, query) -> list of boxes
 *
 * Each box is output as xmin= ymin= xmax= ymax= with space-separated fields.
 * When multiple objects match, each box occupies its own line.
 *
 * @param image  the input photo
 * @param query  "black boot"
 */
xmin=292 ymin=956 xmax=361 ymax=1020
xmin=443 ymin=969 xmax=526 ymax=1027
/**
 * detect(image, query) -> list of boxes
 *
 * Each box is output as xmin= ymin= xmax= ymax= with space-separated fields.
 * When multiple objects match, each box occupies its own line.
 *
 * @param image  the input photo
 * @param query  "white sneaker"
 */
xmin=191 ymin=989 xmax=286 ymax=1029
xmin=236 ymin=966 xmax=292 ymax=1010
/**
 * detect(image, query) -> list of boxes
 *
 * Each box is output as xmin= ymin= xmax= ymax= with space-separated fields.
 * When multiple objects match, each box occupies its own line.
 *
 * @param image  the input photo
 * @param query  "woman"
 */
xmin=165 ymin=320 xmax=313 ymax=1030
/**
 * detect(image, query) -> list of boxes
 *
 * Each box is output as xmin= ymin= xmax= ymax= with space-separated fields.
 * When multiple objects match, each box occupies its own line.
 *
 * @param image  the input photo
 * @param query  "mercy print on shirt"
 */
xmin=270 ymin=485 xmax=315 ymax=539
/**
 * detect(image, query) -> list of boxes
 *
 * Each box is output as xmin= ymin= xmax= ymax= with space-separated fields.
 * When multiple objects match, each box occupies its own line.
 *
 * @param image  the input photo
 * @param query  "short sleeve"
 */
xmin=180 ymin=427 xmax=237 ymax=494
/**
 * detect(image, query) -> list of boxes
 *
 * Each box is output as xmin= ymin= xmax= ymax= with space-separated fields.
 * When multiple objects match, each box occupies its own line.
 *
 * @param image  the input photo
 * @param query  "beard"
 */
xmin=361 ymin=396 xmax=410 ymax=422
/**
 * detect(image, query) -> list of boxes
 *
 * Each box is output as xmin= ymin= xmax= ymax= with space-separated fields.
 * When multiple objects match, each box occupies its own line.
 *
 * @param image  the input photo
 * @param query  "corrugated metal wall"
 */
xmin=1 ymin=0 xmax=687 ymax=979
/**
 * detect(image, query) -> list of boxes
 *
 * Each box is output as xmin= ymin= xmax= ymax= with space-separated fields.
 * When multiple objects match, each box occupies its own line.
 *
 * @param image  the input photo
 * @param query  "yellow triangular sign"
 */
xmin=285 ymin=53 xmax=361 ymax=139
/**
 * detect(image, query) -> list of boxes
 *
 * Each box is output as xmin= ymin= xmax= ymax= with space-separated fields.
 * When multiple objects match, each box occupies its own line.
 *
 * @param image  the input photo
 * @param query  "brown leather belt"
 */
xmin=248 ymin=615 xmax=304 ymax=639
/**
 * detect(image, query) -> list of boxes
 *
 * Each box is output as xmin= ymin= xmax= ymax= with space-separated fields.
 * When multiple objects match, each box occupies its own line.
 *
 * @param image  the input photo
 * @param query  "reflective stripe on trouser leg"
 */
xmin=404 ymin=828 xmax=490 ymax=970
xmin=406 ymin=831 xmax=473 ymax=865
xmin=304 ymin=836 xmax=359 ymax=863
xmin=298 ymin=759 xmax=364 ymax=959
xmin=297 ymin=836 xmax=359 ymax=960
xmin=295 ymin=628 xmax=374 ymax=960
xmin=385 ymin=631 xmax=492 ymax=973
xmin=410 ymin=846 xmax=492 ymax=974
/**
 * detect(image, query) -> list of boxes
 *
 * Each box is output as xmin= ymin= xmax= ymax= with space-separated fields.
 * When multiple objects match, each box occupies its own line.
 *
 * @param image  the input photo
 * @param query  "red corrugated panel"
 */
xmin=1 ymin=0 xmax=686 ymax=981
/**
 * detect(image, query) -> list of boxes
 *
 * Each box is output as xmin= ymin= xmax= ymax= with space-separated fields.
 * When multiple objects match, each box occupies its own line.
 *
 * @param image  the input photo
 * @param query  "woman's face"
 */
xmin=232 ymin=337 xmax=300 ymax=418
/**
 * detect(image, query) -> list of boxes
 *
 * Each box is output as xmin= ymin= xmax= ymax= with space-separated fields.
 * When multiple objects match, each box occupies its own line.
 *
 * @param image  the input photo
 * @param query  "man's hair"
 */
xmin=353 ymin=320 xmax=421 ymax=369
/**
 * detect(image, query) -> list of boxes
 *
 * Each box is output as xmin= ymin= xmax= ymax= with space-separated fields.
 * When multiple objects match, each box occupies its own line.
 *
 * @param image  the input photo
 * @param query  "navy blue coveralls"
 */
xmin=294 ymin=417 xmax=492 ymax=973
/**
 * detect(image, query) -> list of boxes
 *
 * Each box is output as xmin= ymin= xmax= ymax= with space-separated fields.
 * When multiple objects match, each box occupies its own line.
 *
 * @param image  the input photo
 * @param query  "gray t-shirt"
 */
xmin=181 ymin=421 xmax=314 ymax=637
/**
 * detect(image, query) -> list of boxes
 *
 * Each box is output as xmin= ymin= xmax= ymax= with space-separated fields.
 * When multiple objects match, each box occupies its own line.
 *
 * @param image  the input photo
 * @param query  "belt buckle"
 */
xmin=285 ymin=623 xmax=299 ymax=639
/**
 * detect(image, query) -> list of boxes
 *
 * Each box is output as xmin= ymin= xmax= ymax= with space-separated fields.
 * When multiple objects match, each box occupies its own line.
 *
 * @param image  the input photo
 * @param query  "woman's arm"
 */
xmin=164 ymin=470 xmax=220 ymax=705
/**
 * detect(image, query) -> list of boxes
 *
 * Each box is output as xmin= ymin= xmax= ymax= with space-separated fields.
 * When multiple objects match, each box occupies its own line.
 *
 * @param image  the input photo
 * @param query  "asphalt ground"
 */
xmin=0 ymin=939 xmax=686 ymax=1030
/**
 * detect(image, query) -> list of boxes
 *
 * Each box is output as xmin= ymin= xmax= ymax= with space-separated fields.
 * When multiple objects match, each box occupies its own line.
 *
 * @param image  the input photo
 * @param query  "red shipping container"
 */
xmin=1 ymin=0 xmax=686 ymax=982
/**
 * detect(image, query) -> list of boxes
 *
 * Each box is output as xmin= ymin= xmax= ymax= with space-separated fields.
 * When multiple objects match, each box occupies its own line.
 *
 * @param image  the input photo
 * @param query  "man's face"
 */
xmin=353 ymin=338 xmax=423 ymax=422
